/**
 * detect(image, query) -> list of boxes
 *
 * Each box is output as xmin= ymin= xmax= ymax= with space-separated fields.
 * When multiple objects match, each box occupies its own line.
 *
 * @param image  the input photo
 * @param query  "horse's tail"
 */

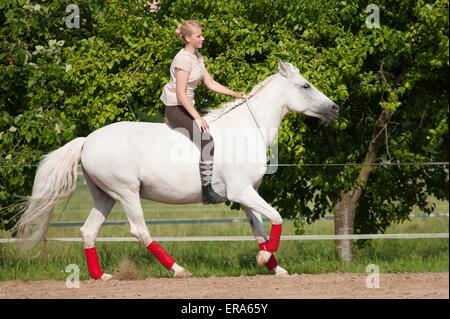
xmin=12 ymin=137 xmax=86 ymax=250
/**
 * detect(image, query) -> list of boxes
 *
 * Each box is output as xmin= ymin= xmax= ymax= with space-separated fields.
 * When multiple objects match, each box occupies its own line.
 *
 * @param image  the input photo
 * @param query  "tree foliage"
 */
xmin=1 ymin=0 xmax=448 ymax=240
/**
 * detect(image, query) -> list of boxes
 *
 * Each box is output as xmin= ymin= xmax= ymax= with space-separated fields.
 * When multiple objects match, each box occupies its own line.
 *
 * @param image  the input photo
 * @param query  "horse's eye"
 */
xmin=303 ymin=83 xmax=310 ymax=89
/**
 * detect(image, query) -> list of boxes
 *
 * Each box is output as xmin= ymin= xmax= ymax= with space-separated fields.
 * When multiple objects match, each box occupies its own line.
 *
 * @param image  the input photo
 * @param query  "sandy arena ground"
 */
xmin=0 ymin=272 xmax=448 ymax=299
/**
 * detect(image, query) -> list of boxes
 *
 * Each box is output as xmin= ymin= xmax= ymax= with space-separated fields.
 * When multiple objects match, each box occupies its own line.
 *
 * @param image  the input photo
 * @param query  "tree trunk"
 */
xmin=334 ymin=109 xmax=393 ymax=261
xmin=334 ymin=190 xmax=358 ymax=261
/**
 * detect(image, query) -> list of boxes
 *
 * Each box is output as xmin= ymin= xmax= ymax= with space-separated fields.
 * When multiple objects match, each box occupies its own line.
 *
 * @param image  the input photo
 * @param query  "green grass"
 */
xmin=0 ymin=184 xmax=448 ymax=281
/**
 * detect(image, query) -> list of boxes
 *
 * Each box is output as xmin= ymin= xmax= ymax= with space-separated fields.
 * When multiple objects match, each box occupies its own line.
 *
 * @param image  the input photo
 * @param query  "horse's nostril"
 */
xmin=332 ymin=104 xmax=339 ymax=113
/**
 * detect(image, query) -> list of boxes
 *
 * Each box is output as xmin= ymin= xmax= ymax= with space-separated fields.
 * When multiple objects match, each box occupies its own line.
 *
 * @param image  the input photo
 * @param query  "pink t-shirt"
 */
xmin=160 ymin=49 xmax=206 ymax=106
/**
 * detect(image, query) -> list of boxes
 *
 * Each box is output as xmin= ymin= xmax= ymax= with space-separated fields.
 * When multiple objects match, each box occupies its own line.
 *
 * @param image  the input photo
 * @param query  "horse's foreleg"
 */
xmin=119 ymin=191 xmax=191 ymax=278
xmin=228 ymin=186 xmax=283 ymax=268
xmin=242 ymin=206 xmax=289 ymax=276
xmin=80 ymin=172 xmax=115 ymax=281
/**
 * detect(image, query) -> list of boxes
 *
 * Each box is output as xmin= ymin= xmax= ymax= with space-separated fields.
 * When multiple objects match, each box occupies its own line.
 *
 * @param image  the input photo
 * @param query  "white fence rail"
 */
xmin=1 ymin=213 xmax=447 ymax=243
xmin=46 ymin=213 xmax=449 ymax=227
xmin=1 ymin=233 xmax=448 ymax=243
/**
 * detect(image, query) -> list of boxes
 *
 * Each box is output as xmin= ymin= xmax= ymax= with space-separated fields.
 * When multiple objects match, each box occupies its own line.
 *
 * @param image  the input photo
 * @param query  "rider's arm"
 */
xmin=175 ymin=69 xmax=202 ymax=120
xmin=203 ymin=69 xmax=242 ymax=98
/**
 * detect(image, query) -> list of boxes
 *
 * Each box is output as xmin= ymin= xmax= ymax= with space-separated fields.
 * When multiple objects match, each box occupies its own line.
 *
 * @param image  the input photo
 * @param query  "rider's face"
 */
xmin=186 ymin=29 xmax=204 ymax=49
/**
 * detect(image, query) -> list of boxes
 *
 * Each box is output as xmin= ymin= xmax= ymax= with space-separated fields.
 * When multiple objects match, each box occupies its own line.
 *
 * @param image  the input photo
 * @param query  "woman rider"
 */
xmin=160 ymin=20 xmax=246 ymax=204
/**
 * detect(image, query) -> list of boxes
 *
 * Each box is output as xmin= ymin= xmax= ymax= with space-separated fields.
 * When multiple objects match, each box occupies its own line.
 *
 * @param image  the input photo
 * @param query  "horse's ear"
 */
xmin=278 ymin=61 xmax=297 ymax=78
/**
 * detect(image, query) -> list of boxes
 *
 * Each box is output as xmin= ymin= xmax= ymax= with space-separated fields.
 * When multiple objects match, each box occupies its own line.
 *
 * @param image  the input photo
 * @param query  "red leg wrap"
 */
xmin=147 ymin=241 xmax=175 ymax=270
xmin=84 ymin=247 xmax=104 ymax=280
xmin=259 ymin=242 xmax=278 ymax=271
xmin=264 ymin=224 xmax=282 ymax=252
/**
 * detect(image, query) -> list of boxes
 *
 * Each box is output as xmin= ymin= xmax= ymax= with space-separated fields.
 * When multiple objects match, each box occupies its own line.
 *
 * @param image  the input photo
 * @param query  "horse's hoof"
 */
xmin=271 ymin=265 xmax=289 ymax=276
xmin=256 ymin=250 xmax=272 ymax=268
xmin=174 ymin=269 xmax=192 ymax=278
xmin=274 ymin=268 xmax=290 ymax=277
xmin=100 ymin=273 xmax=113 ymax=281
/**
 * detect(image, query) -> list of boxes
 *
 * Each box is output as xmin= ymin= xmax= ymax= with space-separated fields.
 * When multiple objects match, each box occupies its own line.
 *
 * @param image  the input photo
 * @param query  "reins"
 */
xmin=208 ymin=75 xmax=277 ymax=164
xmin=243 ymin=96 xmax=273 ymax=164
xmin=243 ymin=97 xmax=266 ymax=148
xmin=207 ymin=75 xmax=275 ymax=123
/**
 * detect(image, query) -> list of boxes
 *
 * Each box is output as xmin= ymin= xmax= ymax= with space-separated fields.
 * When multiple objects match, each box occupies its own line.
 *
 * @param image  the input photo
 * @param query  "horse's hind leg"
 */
xmin=80 ymin=171 xmax=116 ymax=281
xmin=242 ymin=206 xmax=289 ymax=276
xmin=118 ymin=190 xmax=191 ymax=278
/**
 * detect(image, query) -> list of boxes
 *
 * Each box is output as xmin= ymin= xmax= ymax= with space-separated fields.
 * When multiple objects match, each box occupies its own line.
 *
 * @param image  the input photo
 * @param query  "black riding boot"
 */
xmin=200 ymin=160 xmax=226 ymax=205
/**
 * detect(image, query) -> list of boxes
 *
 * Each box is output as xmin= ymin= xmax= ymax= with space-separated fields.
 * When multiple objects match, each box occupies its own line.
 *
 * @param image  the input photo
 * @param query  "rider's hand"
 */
xmin=195 ymin=117 xmax=209 ymax=133
xmin=234 ymin=92 xmax=247 ymax=99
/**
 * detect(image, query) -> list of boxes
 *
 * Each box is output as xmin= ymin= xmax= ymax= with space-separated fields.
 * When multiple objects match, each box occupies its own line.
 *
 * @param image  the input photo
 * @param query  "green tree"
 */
xmin=0 ymin=0 xmax=100 ymax=228
xmin=257 ymin=0 xmax=449 ymax=260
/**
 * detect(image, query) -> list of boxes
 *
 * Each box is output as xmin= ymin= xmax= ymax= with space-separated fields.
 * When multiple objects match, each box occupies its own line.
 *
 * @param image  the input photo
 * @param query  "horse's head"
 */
xmin=278 ymin=61 xmax=339 ymax=124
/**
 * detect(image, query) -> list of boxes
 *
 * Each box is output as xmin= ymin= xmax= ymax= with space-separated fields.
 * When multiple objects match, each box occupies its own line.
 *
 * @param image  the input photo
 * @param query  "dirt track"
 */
xmin=0 ymin=273 xmax=448 ymax=299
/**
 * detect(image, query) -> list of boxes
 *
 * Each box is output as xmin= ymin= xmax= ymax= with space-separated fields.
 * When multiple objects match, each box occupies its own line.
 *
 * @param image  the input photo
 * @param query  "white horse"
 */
xmin=13 ymin=61 xmax=338 ymax=280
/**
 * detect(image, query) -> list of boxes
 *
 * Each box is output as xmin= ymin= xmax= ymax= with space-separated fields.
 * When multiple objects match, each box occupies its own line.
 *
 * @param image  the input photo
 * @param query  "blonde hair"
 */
xmin=175 ymin=20 xmax=202 ymax=42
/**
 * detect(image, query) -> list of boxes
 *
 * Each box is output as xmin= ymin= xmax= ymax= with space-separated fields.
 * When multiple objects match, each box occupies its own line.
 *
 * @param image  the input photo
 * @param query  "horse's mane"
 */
xmin=204 ymin=74 xmax=276 ymax=122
